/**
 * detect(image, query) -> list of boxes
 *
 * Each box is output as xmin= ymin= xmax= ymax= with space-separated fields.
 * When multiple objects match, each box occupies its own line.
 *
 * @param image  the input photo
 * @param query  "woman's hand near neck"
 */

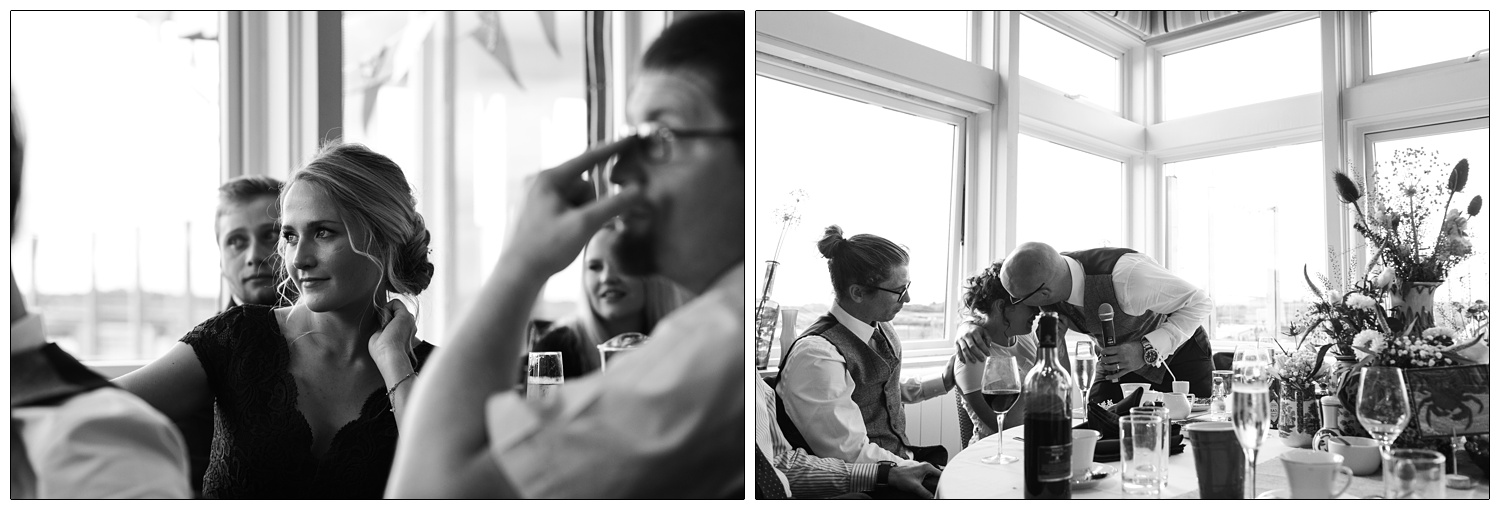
xmin=278 ymin=301 xmax=384 ymax=363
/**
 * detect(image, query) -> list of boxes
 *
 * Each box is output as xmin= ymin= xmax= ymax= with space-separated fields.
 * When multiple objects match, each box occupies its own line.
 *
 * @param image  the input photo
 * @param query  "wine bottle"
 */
xmin=1023 ymin=311 xmax=1072 ymax=499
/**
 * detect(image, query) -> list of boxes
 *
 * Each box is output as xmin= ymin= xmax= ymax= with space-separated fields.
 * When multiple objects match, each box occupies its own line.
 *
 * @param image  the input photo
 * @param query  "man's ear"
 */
xmin=846 ymin=284 xmax=866 ymax=304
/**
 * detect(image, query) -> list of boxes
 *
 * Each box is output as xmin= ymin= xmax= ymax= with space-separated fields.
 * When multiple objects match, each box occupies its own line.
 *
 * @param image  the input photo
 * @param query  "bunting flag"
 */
xmin=471 ymin=11 xmax=525 ymax=90
xmin=537 ymin=11 xmax=560 ymax=57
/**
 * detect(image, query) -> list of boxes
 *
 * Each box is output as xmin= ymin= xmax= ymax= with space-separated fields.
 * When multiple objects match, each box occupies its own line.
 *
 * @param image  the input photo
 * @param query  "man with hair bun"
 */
xmin=774 ymin=225 xmax=954 ymax=499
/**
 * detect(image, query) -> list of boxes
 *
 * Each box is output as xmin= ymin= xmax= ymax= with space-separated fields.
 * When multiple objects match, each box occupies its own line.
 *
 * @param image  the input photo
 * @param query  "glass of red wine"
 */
xmin=981 ymin=353 xmax=1023 ymax=464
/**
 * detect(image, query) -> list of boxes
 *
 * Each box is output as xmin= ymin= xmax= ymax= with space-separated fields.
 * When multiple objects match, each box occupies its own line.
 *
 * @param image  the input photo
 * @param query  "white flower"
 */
xmin=1423 ymin=327 xmax=1458 ymax=340
xmin=1370 ymin=336 xmax=1388 ymax=353
xmin=1354 ymin=330 xmax=1383 ymax=349
xmin=1374 ymin=267 xmax=1395 ymax=289
xmin=1346 ymin=294 xmax=1378 ymax=310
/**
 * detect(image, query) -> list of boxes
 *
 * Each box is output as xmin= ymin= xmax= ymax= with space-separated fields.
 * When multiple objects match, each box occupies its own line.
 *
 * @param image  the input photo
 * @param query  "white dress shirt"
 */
xmin=484 ymin=264 xmax=744 ymax=498
xmin=10 ymin=313 xmax=192 ymax=499
xmin=1063 ymin=252 xmax=1212 ymax=356
xmin=777 ymin=303 xmax=948 ymax=467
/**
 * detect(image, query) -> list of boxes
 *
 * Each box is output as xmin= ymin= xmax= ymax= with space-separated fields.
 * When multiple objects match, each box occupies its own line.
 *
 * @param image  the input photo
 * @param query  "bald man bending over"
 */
xmin=1000 ymin=243 xmax=1214 ymax=404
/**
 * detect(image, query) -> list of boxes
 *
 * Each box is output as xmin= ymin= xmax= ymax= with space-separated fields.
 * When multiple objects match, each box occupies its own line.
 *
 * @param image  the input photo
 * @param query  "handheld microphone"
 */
xmin=1097 ymin=303 xmax=1118 ymax=348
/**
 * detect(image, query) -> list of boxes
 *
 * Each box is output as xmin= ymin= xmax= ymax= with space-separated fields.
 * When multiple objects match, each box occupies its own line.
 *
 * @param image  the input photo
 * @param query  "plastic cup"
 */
xmin=1186 ymin=421 xmax=1244 ymax=499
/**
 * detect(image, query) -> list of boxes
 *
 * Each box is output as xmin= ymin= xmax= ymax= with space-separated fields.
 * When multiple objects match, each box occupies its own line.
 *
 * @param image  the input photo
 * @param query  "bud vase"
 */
xmin=753 ymin=261 xmax=781 ymax=370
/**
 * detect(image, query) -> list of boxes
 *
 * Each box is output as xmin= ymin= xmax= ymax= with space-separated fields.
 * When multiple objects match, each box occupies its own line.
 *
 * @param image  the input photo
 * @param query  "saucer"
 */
xmin=1071 ymin=463 xmax=1117 ymax=490
xmin=1257 ymin=489 xmax=1360 ymax=499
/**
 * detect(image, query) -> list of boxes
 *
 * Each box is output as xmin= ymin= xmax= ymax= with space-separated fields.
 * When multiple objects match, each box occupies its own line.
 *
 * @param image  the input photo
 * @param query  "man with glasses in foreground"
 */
xmin=999 ymin=242 xmax=1215 ymax=405
xmin=386 ymin=12 xmax=743 ymax=498
xmin=774 ymin=225 xmax=953 ymax=499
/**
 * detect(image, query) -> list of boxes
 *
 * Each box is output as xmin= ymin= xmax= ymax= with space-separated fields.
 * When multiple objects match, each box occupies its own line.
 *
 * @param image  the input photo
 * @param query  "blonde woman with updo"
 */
xmin=118 ymin=142 xmax=436 ymax=498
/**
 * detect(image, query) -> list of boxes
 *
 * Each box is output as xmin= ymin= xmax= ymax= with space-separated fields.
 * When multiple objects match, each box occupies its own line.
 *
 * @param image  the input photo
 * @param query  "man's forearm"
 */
xmin=387 ymin=254 xmax=546 ymax=498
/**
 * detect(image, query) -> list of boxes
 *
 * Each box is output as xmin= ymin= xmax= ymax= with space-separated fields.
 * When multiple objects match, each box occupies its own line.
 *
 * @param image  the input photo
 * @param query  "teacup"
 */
xmin=1328 ymin=436 xmax=1382 ymax=476
xmin=1279 ymin=449 xmax=1354 ymax=499
xmin=1071 ymin=429 xmax=1101 ymax=478
xmin=1162 ymin=392 xmax=1192 ymax=420
xmin=1172 ymin=381 xmax=1190 ymax=394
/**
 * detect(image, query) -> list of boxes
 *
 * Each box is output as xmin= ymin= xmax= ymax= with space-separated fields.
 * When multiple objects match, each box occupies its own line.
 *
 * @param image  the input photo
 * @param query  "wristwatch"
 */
xmin=1141 ymin=340 xmax=1163 ymax=368
xmin=875 ymin=461 xmax=896 ymax=487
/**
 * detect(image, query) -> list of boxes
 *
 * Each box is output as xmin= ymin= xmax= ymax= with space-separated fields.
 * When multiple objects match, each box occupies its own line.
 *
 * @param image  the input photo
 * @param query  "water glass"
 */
xmin=1383 ymin=449 xmax=1445 ymax=499
xmin=1120 ymin=415 xmax=1168 ymax=498
xmin=527 ymin=351 xmax=564 ymax=401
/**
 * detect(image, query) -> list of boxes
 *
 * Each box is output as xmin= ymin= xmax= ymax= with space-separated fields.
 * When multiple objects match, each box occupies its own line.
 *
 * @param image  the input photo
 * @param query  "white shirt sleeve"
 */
xmin=778 ymin=337 xmax=919 ymax=467
xmin=484 ymin=281 xmax=744 ymax=498
xmin=1115 ymin=253 xmax=1214 ymax=355
xmin=900 ymin=370 xmax=948 ymax=404
xmin=15 ymin=388 xmax=192 ymax=499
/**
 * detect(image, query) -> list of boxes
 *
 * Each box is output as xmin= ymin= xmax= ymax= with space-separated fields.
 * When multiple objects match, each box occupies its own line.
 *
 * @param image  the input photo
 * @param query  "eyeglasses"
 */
xmin=1009 ymin=282 xmax=1046 ymax=306
xmin=869 ymin=282 xmax=911 ymax=301
xmin=624 ymin=122 xmax=741 ymax=165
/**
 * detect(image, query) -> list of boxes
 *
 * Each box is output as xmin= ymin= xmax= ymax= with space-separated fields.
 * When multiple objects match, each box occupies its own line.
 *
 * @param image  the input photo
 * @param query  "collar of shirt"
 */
xmin=1064 ymin=255 xmax=1086 ymax=308
xmin=11 ymin=312 xmax=47 ymax=354
xmin=829 ymin=302 xmax=876 ymax=346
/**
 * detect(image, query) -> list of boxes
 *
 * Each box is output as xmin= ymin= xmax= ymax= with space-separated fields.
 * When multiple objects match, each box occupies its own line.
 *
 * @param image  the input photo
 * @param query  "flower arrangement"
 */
xmin=1284 ymin=252 xmax=1395 ymax=361
xmin=1273 ymin=346 xmax=1326 ymax=397
xmin=1331 ymin=148 xmax=1482 ymax=284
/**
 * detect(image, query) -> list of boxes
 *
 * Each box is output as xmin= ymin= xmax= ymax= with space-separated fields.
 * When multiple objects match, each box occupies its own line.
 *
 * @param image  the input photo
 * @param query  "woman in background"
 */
xmin=532 ymin=223 xmax=685 ymax=379
xmin=117 ymin=142 xmax=435 ymax=498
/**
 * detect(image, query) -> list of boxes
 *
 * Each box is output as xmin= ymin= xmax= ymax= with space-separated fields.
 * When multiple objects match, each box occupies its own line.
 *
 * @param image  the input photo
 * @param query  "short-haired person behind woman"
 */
xmin=532 ymin=224 xmax=685 ymax=379
xmin=950 ymin=261 xmax=1076 ymax=444
xmin=776 ymin=226 xmax=953 ymax=489
xmin=117 ymin=142 xmax=436 ymax=498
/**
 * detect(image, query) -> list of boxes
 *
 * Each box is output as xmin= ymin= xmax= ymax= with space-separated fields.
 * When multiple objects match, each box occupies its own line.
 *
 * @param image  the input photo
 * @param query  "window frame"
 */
xmin=756 ymin=11 xmax=994 ymax=369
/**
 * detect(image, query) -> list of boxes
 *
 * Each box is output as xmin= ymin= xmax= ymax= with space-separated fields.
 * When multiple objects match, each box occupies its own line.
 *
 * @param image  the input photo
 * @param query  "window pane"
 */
xmin=12 ymin=11 xmax=222 ymax=362
xmin=1019 ymin=14 xmax=1120 ymax=112
xmin=1165 ymin=143 xmax=1324 ymax=353
xmin=1162 ymin=19 xmax=1320 ymax=120
xmin=344 ymin=12 xmax=588 ymax=326
xmin=755 ymin=76 xmax=956 ymax=357
xmin=1370 ymin=11 xmax=1489 ymax=75
xmin=1015 ymin=134 xmax=1123 ymax=252
xmin=1371 ymin=128 xmax=1489 ymax=310
xmin=831 ymin=11 xmax=968 ymax=60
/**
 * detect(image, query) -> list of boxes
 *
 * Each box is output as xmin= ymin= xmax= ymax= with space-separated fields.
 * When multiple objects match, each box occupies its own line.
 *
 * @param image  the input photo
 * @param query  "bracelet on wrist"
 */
xmin=386 ymin=371 xmax=417 ymax=411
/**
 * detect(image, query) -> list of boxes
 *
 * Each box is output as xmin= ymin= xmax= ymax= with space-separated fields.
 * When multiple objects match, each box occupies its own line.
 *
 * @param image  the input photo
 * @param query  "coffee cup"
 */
xmin=1328 ymin=436 xmax=1382 ymax=476
xmin=1185 ymin=421 xmax=1243 ymax=499
xmin=1162 ymin=392 xmax=1192 ymax=420
xmin=1172 ymin=380 xmax=1190 ymax=394
xmin=1071 ymin=429 xmax=1101 ymax=478
xmin=1280 ymin=449 xmax=1354 ymax=499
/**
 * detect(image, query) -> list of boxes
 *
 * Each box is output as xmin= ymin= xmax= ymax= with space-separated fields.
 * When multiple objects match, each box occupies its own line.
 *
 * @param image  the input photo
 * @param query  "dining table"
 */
xmin=936 ymin=416 xmax=1491 ymax=499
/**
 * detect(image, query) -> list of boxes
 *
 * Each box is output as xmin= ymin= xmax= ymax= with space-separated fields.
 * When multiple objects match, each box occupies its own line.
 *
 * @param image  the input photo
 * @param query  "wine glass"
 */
xmin=1231 ymin=344 xmax=1272 ymax=498
xmin=981 ymin=353 xmax=1022 ymax=465
xmin=599 ymin=332 xmax=648 ymax=373
xmin=1356 ymin=367 xmax=1411 ymax=455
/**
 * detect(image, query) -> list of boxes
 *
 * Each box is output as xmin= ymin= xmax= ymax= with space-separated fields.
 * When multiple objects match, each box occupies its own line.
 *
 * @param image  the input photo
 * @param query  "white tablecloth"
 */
xmin=936 ymin=424 xmax=1489 ymax=499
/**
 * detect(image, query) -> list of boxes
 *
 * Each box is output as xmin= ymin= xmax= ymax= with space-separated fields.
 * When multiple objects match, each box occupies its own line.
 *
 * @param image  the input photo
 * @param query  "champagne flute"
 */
xmin=981 ymin=353 xmax=1023 ymax=464
xmin=1356 ymin=367 xmax=1411 ymax=455
xmin=1231 ymin=344 xmax=1271 ymax=499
